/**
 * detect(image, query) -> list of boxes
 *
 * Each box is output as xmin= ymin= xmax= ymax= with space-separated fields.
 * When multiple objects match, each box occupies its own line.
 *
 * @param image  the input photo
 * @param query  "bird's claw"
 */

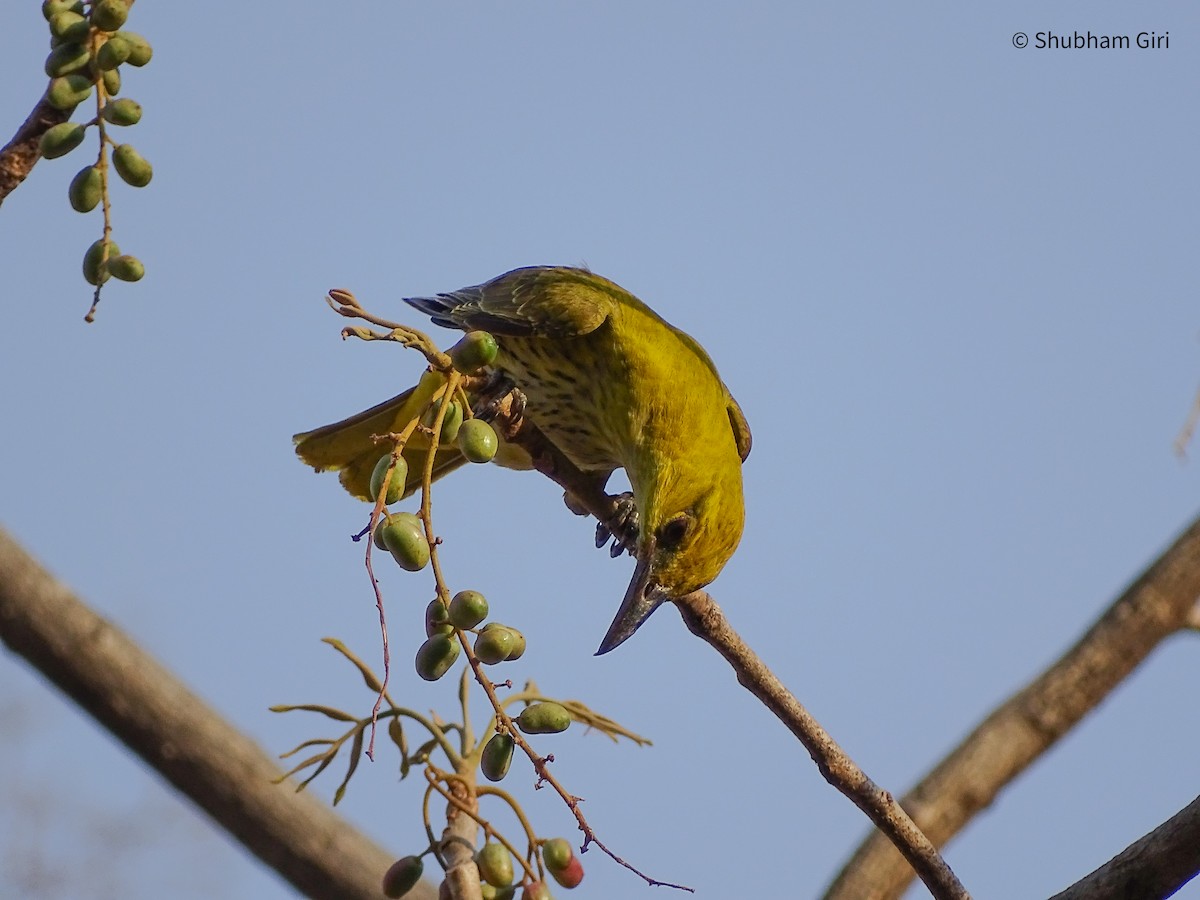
xmin=596 ymin=492 xmax=638 ymax=557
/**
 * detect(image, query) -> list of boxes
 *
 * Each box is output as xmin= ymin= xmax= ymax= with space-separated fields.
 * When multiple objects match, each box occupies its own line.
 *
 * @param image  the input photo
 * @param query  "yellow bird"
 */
xmin=295 ymin=266 xmax=751 ymax=654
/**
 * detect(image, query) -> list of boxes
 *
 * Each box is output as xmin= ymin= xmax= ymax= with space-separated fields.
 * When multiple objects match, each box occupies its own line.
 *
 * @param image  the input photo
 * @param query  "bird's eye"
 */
xmin=658 ymin=513 xmax=691 ymax=549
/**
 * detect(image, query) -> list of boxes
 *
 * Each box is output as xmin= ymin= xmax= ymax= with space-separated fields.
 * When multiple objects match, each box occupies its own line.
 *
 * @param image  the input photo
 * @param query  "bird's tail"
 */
xmin=293 ymin=372 xmax=468 ymax=502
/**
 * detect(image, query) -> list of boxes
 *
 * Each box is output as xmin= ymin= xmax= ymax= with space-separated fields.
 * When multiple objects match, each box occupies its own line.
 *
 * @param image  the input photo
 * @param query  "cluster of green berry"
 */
xmin=382 ymin=835 xmax=585 ymax=899
xmin=39 ymin=0 xmax=152 ymax=288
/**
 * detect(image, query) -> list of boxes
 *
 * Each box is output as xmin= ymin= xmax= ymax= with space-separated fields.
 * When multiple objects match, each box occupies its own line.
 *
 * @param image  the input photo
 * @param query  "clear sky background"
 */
xmin=2 ymin=3 xmax=1199 ymax=898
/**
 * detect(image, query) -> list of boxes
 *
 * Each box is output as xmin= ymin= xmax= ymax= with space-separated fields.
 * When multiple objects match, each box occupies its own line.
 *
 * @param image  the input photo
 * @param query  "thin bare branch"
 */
xmin=824 ymin=512 xmax=1200 ymax=900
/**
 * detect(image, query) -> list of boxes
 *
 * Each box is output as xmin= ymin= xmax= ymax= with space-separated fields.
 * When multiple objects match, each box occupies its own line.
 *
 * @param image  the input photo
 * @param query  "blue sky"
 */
xmin=2 ymin=3 xmax=1198 ymax=898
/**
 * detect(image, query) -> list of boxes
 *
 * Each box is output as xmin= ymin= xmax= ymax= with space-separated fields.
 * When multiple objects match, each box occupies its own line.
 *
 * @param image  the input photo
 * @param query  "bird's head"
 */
xmin=595 ymin=452 xmax=745 ymax=655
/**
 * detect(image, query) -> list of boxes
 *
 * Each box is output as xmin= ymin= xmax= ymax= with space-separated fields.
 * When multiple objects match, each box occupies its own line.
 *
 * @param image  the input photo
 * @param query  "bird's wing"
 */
xmin=404 ymin=266 xmax=616 ymax=338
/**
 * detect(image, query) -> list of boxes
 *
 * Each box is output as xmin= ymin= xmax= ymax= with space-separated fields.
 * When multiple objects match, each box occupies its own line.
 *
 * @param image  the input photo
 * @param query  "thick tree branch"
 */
xmin=0 ymin=96 xmax=68 ymax=206
xmin=1050 ymin=795 xmax=1200 ymax=900
xmin=0 ymin=527 xmax=436 ymax=900
xmin=824 ymin=513 xmax=1200 ymax=900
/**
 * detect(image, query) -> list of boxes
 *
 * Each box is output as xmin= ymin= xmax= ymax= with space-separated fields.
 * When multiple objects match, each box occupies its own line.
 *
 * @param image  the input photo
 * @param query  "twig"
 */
xmin=823 ymin=512 xmax=1200 ymax=900
xmin=0 ymin=96 xmax=70 ymax=206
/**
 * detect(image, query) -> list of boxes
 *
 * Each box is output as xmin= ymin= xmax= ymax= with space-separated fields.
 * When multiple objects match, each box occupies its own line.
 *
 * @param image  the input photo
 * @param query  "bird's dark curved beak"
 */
xmin=595 ymin=538 xmax=668 ymax=655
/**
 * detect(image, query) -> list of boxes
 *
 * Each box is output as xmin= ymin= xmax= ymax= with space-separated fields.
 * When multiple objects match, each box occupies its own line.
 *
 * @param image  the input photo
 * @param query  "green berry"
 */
xmin=450 ymin=330 xmax=499 ymax=373
xmin=480 ymin=732 xmax=514 ymax=782
xmin=44 ymin=42 xmax=89 ymax=77
xmin=476 ymin=842 xmax=514 ymax=888
xmin=102 ymin=67 xmax=121 ymax=96
xmin=381 ymin=855 xmax=424 ymax=898
xmin=516 ymin=702 xmax=571 ymax=735
xmin=95 ymin=35 xmax=131 ymax=71
xmin=521 ymin=883 xmax=553 ymax=900
xmin=115 ymin=31 xmax=153 ymax=66
xmin=474 ymin=627 xmax=517 ymax=665
xmin=49 ymin=10 xmax=89 ymax=42
xmin=39 ymin=122 xmax=86 ymax=159
xmin=422 ymin=397 xmax=462 ymax=443
xmin=106 ymin=254 xmax=144 ymax=282
xmin=482 ymin=622 xmax=525 ymax=661
xmin=457 ymin=418 xmax=498 ymax=463
xmin=448 ymin=590 xmax=488 ymax=629
xmin=425 ymin=598 xmax=453 ymax=638
xmin=377 ymin=512 xmax=429 ymax=571
xmin=90 ymin=0 xmax=129 ymax=32
xmin=82 ymin=238 xmax=119 ymax=286
xmin=369 ymin=454 xmax=407 ymax=505
xmin=541 ymin=839 xmax=572 ymax=873
xmin=43 ymin=0 xmax=84 ymax=20
xmin=112 ymin=143 xmax=152 ymax=187
xmin=101 ymin=98 xmax=142 ymax=126
xmin=415 ymin=634 xmax=459 ymax=682
xmin=46 ymin=73 xmax=93 ymax=110
xmin=68 ymin=166 xmax=102 ymax=212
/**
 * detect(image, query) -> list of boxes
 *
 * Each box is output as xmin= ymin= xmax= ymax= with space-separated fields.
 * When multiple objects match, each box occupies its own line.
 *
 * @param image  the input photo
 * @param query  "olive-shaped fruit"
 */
xmin=106 ymin=254 xmax=144 ymax=282
xmin=377 ymin=512 xmax=429 ymax=571
xmin=541 ymin=838 xmax=573 ymax=873
xmin=82 ymin=238 xmax=118 ymax=285
xmin=480 ymin=732 xmax=514 ymax=782
xmin=115 ymin=31 xmax=153 ymax=66
xmin=369 ymin=454 xmax=408 ymax=505
xmin=95 ymin=35 xmax=131 ymax=71
xmin=101 ymin=97 xmax=141 ymax=126
xmin=521 ymin=883 xmax=553 ymax=900
xmin=39 ymin=122 xmax=86 ymax=159
xmin=90 ymin=0 xmax=129 ymax=32
xmin=481 ymin=885 xmax=518 ymax=900
xmin=47 ymin=73 xmax=93 ymax=110
xmin=421 ymin=398 xmax=462 ymax=443
xmin=482 ymin=623 xmax=525 ymax=661
xmin=476 ymin=842 xmax=514 ymax=889
xmin=415 ymin=634 xmax=459 ymax=682
xmin=112 ymin=143 xmax=152 ymax=186
xmin=473 ymin=627 xmax=516 ymax=665
xmin=516 ymin=702 xmax=571 ymax=735
xmin=102 ymin=67 xmax=121 ymax=96
xmin=43 ymin=0 xmax=84 ymax=20
xmin=448 ymin=590 xmax=488 ymax=629
xmin=44 ymin=42 xmax=89 ymax=76
xmin=49 ymin=11 xmax=89 ymax=42
xmin=450 ymin=331 xmax=499 ymax=373
xmin=549 ymin=856 xmax=584 ymax=889
xmin=457 ymin=418 xmax=498 ymax=463
xmin=68 ymin=165 xmax=102 ymax=212
xmin=381 ymin=855 xmax=424 ymax=898
xmin=425 ymin=598 xmax=453 ymax=638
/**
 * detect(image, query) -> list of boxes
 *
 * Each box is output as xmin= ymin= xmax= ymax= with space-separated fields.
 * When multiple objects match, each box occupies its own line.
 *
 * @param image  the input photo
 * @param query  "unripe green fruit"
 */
xmin=115 ymin=31 xmax=153 ymax=66
xmin=112 ymin=143 xmax=151 ymax=187
xmin=425 ymin=598 xmax=453 ymax=638
xmin=82 ymin=238 xmax=118 ymax=285
xmin=450 ymin=330 xmax=499 ymax=373
xmin=369 ymin=454 xmax=408 ymax=505
xmin=474 ymin=627 xmax=517 ymax=665
xmin=476 ymin=842 xmax=514 ymax=888
xmin=521 ymin=883 xmax=553 ymax=900
xmin=541 ymin=838 xmax=572 ymax=873
xmin=480 ymin=732 xmax=514 ymax=782
xmin=381 ymin=855 xmax=424 ymax=898
xmin=448 ymin=589 xmax=488 ymax=629
xmin=549 ymin=856 xmax=584 ymax=889
xmin=457 ymin=418 xmax=498 ymax=463
xmin=516 ymin=702 xmax=571 ymax=735
xmin=422 ymin=398 xmax=462 ymax=443
xmin=102 ymin=67 xmax=121 ymax=96
xmin=481 ymin=886 xmax=517 ymax=900
xmin=482 ymin=622 xmax=525 ymax=661
xmin=49 ymin=11 xmax=89 ymax=42
xmin=68 ymin=166 xmax=102 ymax=212
xmin=95 ymin=36 xmax=131 ymax=71
xmin=44 ymin=42 xmax=89 ymax=77
xmin=43 ymin=0 xmax=84 ymax=20
xmin=377 ymin=512 xmax=429 ymax=571
xmin=106 ymin=254 xmax=144 ymax=282
xmin=39 ymin=122 xmax=86 ymax=159
xmin=47 ymin=73 xmax=93 ymax=110
xmin=415 ymin=634 xmax=459 ymax=681
xmin=102 ymin=97 xmax=142 ymax=126
xmin=90 ymin=0 xmax=129 ymax=32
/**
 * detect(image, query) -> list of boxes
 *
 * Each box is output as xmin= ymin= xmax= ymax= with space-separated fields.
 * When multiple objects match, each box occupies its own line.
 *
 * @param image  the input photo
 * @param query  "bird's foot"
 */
xmin=472 ymin=374 xmax=526 ymax=439
xmin=595 ymin=492 xmax=639 ymax=558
